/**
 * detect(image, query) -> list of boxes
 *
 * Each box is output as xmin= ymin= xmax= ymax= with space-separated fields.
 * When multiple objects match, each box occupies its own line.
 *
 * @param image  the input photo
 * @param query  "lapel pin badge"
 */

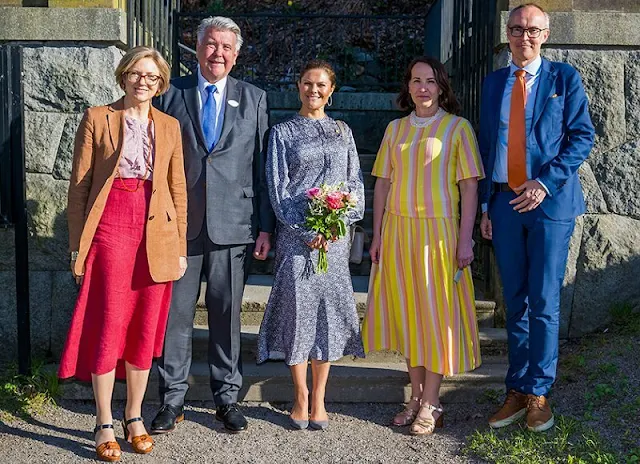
xmin=551 ymin=93 xmax=558 ymax=98
xmin=228 ymin=99 xmax=239 ymax=107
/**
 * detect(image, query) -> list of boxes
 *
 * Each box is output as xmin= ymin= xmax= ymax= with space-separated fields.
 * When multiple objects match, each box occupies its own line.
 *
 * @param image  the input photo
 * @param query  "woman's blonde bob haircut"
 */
xmin=114 ymin=46 xmax=171 ymax=96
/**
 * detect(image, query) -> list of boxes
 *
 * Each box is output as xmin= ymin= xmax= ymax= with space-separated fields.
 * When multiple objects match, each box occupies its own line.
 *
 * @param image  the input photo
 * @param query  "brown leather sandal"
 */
xmin=392 ymin=396 xmax=422 ymax=426
xmin=122 ymin=416 xmax=154 ymax=454
xmin=94 ymin=423 xmax=121 ymax=462
xmin=409 ymin=404 xmax=444 ymax=435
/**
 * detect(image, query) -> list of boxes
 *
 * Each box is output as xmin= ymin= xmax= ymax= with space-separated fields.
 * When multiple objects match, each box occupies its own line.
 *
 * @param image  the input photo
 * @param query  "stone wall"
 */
xmin=494 ymin=10 xmax=640 ymax=337
xmin=0 ymin=5 xmax=126 ymax=365
xmin=0 ymin=44 xmax=124 ymax=364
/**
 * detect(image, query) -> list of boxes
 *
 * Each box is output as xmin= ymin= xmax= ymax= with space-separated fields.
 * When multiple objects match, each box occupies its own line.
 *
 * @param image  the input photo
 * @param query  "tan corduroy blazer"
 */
xmin=68 ymin=99 xmax=187 ymax=283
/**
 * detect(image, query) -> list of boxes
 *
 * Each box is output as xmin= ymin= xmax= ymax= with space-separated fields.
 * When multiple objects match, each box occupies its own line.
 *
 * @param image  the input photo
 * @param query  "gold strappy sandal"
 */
xmin=94 ymin=423 xmax=121 ymax=462
xmin=409 ymin=403 xmax=444 ymax=435
xmin=122 ymin=416 xmax=154 ymax=454
xmin=392 ymin=397 xmax=422 ymax=426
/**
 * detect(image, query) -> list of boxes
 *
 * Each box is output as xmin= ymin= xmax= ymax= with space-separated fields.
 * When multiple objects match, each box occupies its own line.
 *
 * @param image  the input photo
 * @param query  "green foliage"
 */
xmin=609 ymin=303 xmax=640 ymax=336
xmin=479 ymin=388 xmax=503 ymax=405
xmin=560 ymin=352 xmax=587 ymax=382
xmin=207 ymin=0 xmax=227 ymax=14
xmin=464 ymin=416 xmax=622 ymax=464
xmin=625 ymin=448 xmax=640 ymax=464
xmin=0 ymin=361 xmax=59 ymax=420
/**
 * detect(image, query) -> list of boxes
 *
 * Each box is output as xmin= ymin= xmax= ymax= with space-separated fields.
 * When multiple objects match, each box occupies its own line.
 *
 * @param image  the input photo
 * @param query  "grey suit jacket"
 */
xmin=155 ymin=74 xmax=275 ymax=244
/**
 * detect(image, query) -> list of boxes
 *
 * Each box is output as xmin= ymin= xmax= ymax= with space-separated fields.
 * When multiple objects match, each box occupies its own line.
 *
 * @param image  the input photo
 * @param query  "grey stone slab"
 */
xmin=53 ymin=113 xmax=84 ymax=181
xmin=570 ymin=214 xmax=640 ymax=337
xmin=560 ymin=215 xmax=584 ymax=338
xmin=590 ymin=139 xmax=640 ymax=219
xmin=573 ymin=0 xmax=640 ymax=12
xmin=578 ymin=162 xmax=608 ymax=214
xmin=24 ymin=112 xmax=67 ymax=174
xmin=23 ymin=45 xmax=124 ymax=113
xmin=0 ymin=228 xmax=15 ymax=272
xmin=25 ymin=173 xmax=70 ymax=270
xmin=498 ymin=11 xmax=640 ymax=46
xmin=0 ymin=7 xmax=126 ymax=44
xmin=0 ymin=271 xmax=17 ymax=367
xmin=0 ymin=271 xmax=52 ymax=364
xmin=51 ymin=270 xmax=78 ymax=359
xmin=500 ymin=48 xmax=627 ymax=155
xmin=29 ymin=271 xmax=52 ymax=359
xmin=562 ymin=49 xmax=627 ymax=155
xmin=625 ymin=52 xmax=640 ymax=142
xmin=493 ymin=47 xmax=512 ymax=71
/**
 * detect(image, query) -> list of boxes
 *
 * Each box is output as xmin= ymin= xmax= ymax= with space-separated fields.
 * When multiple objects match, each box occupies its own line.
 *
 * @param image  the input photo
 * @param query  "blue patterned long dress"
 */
xmin=257 ymin=114 xmax=365 ymax=365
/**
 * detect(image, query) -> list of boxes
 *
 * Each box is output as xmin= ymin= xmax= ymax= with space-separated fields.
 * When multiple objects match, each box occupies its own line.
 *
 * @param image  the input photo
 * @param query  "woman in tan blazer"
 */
xmin=58 ymin=46 xmax=187 ymax=462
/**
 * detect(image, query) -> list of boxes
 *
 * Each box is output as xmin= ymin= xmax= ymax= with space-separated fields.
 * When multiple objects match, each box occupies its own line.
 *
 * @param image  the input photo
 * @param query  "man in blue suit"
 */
xmin=479 ymin=3 xmax=594 ymax=432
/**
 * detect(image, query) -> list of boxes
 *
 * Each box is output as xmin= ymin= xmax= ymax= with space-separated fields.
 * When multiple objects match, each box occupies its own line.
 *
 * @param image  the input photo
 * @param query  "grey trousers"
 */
xmin=157 ymin=225 xmax=251 ymax=407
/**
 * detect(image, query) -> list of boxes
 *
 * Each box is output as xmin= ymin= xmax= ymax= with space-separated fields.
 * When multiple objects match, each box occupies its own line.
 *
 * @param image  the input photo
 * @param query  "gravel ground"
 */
xmin=0 ymin=400 xmax=494 ymax=463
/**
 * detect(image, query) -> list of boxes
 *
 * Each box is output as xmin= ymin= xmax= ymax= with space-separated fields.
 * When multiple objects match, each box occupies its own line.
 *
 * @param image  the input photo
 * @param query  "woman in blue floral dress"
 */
xmin=257 ymin=60 xmax=365 ymax=430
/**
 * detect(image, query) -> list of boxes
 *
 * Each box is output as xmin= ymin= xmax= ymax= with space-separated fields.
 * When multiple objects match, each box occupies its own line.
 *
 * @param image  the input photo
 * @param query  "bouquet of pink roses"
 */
xmin=304 ymin=183 xmax=358 ymax=274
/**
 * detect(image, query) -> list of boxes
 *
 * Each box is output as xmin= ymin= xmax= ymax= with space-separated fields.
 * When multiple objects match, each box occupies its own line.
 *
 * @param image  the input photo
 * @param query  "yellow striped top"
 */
xmin=372 ymin=112 xmax=485 ymax=218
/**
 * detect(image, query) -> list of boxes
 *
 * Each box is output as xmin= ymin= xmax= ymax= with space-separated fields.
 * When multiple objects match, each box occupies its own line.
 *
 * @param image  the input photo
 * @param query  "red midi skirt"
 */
xmin=58 ymin=179 xmax=172 ymax=382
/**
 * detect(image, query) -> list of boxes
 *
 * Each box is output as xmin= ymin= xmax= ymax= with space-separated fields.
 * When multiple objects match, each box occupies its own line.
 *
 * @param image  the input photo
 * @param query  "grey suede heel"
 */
xmin=309 ymin=419 xmax=329 ymax=430
xmin=289 ymin=417 xmax=309 ymax=430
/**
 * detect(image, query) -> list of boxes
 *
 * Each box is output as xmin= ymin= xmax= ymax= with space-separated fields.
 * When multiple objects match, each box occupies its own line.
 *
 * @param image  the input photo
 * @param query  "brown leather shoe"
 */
xmin=489 ymin=390 xmax=527 ymax=429
xmin=526 ymin=394 xmax=554 ymax=432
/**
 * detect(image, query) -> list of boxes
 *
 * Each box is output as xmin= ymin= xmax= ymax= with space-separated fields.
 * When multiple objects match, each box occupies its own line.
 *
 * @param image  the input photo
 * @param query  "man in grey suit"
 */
xmin=151 ymin=16 xmax=274 ymax=433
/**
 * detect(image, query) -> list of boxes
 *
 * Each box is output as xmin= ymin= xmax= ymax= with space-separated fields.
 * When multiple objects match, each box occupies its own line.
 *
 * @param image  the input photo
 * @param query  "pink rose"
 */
xmin=326 ymin=191 xmax=344 ymax=210
xmin=306 ymin=187 xmax=321 ymax=199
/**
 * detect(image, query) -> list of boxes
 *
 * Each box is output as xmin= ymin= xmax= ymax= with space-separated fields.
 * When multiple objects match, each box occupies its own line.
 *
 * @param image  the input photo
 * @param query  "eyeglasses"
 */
xmin=508 ymin=26 xmax=548 ymax=38
xmin=125 ymin=72 xmax=161 ymax=85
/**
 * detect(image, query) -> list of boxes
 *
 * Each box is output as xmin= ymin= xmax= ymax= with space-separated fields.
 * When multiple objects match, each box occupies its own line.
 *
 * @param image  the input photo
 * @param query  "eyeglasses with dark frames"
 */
xmin=508 ymin=26 xmax=548 ymax=38
xmin=125 ymin=72 xmax=161 ymax=85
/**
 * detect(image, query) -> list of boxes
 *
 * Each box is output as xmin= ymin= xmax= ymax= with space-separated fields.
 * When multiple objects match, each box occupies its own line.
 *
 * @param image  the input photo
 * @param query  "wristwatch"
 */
xmin=70 ymin=251 xmax=78 ymax=261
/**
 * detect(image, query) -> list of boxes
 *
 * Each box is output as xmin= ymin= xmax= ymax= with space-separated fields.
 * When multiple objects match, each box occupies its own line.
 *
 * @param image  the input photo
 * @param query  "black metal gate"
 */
xmin=172 ymin=12 xmax=428 ymax=89
xmin=448 ymin=0 xmax=499 ymax=298
xmin=1 ymin=45 xmax=31 ymax=375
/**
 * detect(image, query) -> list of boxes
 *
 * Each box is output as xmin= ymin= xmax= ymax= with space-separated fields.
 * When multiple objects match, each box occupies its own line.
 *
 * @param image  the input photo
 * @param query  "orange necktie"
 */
xmin=508 ymin=69 xmax=528 ymax=190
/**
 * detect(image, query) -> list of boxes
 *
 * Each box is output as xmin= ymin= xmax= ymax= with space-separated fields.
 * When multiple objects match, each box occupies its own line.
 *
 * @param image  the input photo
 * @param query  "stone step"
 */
xmin=359 ymin=153 xmax=377 ymax=172
xmin=363 ymin=170 xmax=376 ymax=190
xmin=191 ymin=325 xmax=508 ymax=363
xmin=249 ymin=250 xmax=374 ymax=275
xmin=57 ymin=356 xmax=507 ymax=403
xmin=196 ymin=275 xmax=497 ymax=329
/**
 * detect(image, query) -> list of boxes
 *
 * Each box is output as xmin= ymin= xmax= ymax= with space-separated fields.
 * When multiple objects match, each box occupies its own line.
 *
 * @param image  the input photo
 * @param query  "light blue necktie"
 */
xmin=202 ymin=84 xmax=217 ymax=151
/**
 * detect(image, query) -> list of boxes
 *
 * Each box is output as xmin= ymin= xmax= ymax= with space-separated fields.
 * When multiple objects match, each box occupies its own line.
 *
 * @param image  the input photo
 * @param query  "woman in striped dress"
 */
xmin=362 ymin=56 xmax=485 ymax=435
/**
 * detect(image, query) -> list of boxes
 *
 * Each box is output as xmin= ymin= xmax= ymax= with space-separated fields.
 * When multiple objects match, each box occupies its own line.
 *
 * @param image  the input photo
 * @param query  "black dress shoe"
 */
xmin=215 ymin=404 xmax=248 ymax=433
xmin=150 ymin=404 xmax=184 ymax=434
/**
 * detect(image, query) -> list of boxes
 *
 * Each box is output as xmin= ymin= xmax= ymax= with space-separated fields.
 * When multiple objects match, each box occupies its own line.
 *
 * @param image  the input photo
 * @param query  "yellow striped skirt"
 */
xmin=362 ymin=213 xmax=481 ymax=375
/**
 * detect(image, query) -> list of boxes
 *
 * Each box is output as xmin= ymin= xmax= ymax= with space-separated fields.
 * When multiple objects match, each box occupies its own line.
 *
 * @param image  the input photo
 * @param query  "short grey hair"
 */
xmin=196 ymin=16 xmax=243 ymax=51
xmin=508 ymin=3 xmax=550 ymax=29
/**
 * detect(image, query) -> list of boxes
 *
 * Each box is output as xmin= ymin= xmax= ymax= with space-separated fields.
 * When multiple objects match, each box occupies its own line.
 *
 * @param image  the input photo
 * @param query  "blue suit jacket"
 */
xmin=478 ymin=58 xmax=595 ymax=220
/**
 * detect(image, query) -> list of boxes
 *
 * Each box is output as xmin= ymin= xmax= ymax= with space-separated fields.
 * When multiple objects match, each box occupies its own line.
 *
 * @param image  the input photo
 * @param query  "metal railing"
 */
xmin=449 ymin=0 xmax=497 ymax=127
xmin=446 ymin=0 xmax=499 ymax=297
xmin=0 ymin=48 xmax=14 ymax=227
xmin=173 ymin=12 xmax=428 ymax=90
xmin=0 ymin=45 xmax=31 ymax=375
xmin=126 ymin=0 xmax=180 ymax=64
